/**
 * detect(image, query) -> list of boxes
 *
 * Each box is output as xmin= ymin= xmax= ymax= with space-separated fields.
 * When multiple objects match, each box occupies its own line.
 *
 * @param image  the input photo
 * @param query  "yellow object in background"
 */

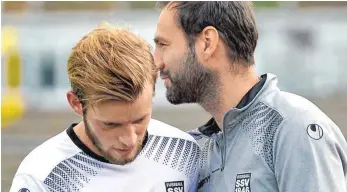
xmin=6 ymin=50 xmax=21 ymax=89
xmin=1 ymin=26 xmax=25 ymax=128
xmin=1 ymin=26 xmax=18 ymax=55
xmin=1 ymin=90 xmax=24 ymax=128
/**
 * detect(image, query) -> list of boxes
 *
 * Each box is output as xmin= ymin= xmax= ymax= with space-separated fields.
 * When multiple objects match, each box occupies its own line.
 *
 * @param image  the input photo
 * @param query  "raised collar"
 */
xmin=198 ymin=74 xmax=267 ymax=136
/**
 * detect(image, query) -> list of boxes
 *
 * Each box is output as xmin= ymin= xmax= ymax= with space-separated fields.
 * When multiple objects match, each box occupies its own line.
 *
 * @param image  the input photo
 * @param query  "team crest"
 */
xmin=235 ymin=173 xmax=251 ymax=192
xmin=165 ymin=181 xmax=184 ymax=192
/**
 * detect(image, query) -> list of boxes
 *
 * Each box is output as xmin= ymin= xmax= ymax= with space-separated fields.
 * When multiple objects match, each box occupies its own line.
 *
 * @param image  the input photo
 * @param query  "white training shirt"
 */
xmin=10 ymin=119 xmax=200 ymax=192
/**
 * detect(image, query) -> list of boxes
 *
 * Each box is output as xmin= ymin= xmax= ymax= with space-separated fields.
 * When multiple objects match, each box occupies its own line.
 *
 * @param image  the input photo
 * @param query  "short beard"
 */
xmin=164 ymin=47 xmax=220 ymax=112
xmin=83 ymin=113 xmax=143 ymax=165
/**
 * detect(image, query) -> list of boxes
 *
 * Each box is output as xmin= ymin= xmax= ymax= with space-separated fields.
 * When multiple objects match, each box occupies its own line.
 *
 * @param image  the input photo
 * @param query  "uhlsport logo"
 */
xmin=165 ymin=181 xmax=184 ymax=192
xmin=235 ymin=173 xmax=251 ymax=192
xmin=18 ymin=188 xmax=30 ymax=192
xmin=307 ymin=124 xmax=323 ymax=140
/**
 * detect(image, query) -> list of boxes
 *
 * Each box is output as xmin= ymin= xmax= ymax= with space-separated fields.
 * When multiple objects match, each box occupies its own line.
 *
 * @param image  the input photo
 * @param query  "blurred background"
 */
xmin=1 ymin=1 xmax=347 ymax=191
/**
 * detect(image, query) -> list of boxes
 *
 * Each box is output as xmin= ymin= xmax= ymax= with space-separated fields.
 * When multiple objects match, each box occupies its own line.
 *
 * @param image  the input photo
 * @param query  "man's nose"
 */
xmin=118 ymin=125 xmax=137 ymax=148
xmin=153 ymin=49 xmax=165 ymax=70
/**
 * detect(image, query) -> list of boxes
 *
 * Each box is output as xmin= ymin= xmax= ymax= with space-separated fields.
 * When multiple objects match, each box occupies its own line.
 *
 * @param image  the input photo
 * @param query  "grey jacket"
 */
xmin=190 ymin=73 xmax=347 ymax=192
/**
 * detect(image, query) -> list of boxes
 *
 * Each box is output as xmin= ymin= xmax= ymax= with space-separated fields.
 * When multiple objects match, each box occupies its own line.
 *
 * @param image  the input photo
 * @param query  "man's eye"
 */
xmin=157 ymin=42 xmax=166 ymax=47
xmin=133 ymin=118 xmax=145 ymax=124
xmin=103 ymin=123 xmax=120 ymax=127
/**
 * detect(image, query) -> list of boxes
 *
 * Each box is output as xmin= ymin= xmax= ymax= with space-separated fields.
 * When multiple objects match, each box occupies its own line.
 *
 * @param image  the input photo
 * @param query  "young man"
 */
xmin=10 ymin=24 xmax=200 ymax=192
xmin=154 ymin=1 xmax=347 ymax=192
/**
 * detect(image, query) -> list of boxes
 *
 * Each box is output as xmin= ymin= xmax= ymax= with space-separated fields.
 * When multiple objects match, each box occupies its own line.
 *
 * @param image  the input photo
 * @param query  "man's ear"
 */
xmin=197 ymin=26 xmax=219 ymax=61
xmin=66 ymin=91 xmax=83 ymax=117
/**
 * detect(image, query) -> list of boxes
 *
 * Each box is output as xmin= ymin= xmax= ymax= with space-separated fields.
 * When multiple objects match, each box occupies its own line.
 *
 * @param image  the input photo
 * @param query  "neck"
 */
xmin=73 ymin=121 xmax=104 ymax=157
xmin=200 ymin=67 xmax=259 ymax=130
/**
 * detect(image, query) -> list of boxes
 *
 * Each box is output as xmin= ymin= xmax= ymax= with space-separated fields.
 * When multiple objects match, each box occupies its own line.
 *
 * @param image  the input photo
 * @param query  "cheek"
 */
xmin=164 ymin=47 xmax=188 ymax=70
xmin=101 ymin=130 xmax=123 ymax=148
xmin=135 ymin=125 xmax=147 ymax=136
xmin=163 ymin=52 xmax=179 ymax=71
xmin=135 ymin=120 xmax=150 ymax=137
xmin=87 ymin=121 xmax=103 ymax=137
xmin=90 ymin=123 xmax=118 ymax=146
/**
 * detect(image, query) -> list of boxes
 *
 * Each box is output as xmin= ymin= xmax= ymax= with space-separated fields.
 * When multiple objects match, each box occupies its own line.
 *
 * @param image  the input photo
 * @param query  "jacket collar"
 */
xmin=198 ymin=73 xmax=268 ymax=136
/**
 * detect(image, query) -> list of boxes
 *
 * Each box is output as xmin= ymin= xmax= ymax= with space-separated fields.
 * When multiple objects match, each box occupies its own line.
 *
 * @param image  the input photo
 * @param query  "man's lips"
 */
xmin=159 ymin=71 xmax=169 ymax=80
xmin=115 ymin=147 xmax=134 ymax=155
xmin=160 ymin=75 xmax=169 ymax=80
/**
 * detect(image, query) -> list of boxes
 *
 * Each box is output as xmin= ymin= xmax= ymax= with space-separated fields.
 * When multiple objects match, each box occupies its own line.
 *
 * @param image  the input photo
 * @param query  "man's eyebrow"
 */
xmin=153 ymin=35 xmax=166 ymax=43
xmin=101 ymin=121 xmax=123 ymax=127
xmin=132 ymin=114 xmax=149 ymax=123
xmin=153 ymin=37 xmax=160 ymax=43
xmin=100 ymin=113 xmax=150 ymax=125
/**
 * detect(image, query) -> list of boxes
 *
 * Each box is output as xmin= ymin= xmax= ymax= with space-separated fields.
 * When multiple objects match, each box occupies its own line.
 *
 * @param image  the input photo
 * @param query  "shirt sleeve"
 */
xmin=274 ymin=115 xmax=347 ymax=192
xmin=9 ymin=174 xmax=49 ymax=192
xmin=188 ymin=142 xmax=201 ymax=192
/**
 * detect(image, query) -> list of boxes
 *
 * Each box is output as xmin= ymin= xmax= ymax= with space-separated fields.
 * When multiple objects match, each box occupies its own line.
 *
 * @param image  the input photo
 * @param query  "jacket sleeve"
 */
xmin=274 ymin=114 xmax=347 ymax=192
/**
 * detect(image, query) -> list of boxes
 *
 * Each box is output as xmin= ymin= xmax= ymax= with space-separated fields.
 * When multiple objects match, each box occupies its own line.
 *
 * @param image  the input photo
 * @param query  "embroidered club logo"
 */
xmin=165 ymin=181 xmax=184 ymax=192
xmin=235 ymin=173 xmax=251 ymax=192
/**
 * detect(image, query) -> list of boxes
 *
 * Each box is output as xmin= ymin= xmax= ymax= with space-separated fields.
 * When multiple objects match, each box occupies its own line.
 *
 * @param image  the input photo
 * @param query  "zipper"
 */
xmin=220 ymin=111 xmax=230 ymax=172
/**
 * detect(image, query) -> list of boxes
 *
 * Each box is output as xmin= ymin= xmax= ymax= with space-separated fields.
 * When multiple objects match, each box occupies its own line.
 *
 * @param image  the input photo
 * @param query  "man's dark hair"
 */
xmin=156 ymin=1 xmax=258 ymax=65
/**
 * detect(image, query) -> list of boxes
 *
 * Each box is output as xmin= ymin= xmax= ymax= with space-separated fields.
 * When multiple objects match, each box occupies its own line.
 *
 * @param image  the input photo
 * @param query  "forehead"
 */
xmin=88 ymin=83 xmax=153 ymax=121
xmin=92 ymin=100 xmax=149 ymax=119
xmin=155 ymin=7 xmax=182 ymax=41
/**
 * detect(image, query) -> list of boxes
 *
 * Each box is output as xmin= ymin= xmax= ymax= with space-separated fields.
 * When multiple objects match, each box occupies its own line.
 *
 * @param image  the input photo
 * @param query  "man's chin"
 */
xmin=166 ymin=90 xmax=183 ymax=105
xmin=107 ymin=148 xmax=141 ymax=165
xmin=114 ymin=158 xmax=135 ymax=165
xmin=108 ymin=155 xmax=136 ymax=165
xmin=166 ymin=93 xmax=193 ymax=105
xmin=168 ymin=100 xmax=185 ymax=105
xmin=166 ymin=97 xmax=183 ymax=105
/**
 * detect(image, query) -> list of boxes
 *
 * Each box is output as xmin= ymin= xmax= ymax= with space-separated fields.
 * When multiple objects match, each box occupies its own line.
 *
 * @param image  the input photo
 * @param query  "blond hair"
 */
xmin=67 ymin=23 xmax=157 ymax=108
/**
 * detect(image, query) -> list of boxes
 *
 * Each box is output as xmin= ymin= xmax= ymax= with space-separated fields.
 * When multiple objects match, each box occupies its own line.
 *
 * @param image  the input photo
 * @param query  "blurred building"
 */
xmin=3 ymin=1 xmax=347 ymax=13
xmin=1 ymin=1 xmax=347 ymax=111
xmin=2 ymin=2 xmax=347 ymax=191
